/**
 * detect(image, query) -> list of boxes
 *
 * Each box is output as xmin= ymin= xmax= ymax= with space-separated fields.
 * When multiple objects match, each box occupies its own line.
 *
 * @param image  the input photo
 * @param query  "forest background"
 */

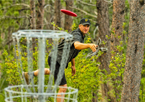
xmin=0 ymin=0 xmax=145 ymax=102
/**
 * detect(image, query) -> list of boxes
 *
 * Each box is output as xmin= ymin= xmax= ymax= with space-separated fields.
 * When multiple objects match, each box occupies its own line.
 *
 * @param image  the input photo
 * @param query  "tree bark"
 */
xmin=30 ymin=0 xmax=36 ymax=29
xmin=97 ymin=0 xmax=110 ymax=78
xmin=64 ymin=0 xmax=73 ymax=33
xmin=111 ymin=0 xmax=125 ymax=54
xmin=36 ymin=0 xmax=45 ymax=29
xmin=45 ymin=0 xmax=54 ymax=30
xmin=97 ymin=0 xmax=113 ymax=101
xmin=13 ymin=0 xmax=15 ymax=4
xmin=111 ymin=0 xmax=125 ymax=100
xmin=121 ymin=0 xmax=145 ymax=102
xmin=30 ymin=0 xmax=37 ymax=51
xmin=54 ymin=0 xmax=61 ymax=28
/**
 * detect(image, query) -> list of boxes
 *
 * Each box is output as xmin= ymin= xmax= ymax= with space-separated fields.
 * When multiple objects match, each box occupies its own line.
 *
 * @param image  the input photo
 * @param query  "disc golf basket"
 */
xmin=4 ymin=30 xmax=78 ymax=102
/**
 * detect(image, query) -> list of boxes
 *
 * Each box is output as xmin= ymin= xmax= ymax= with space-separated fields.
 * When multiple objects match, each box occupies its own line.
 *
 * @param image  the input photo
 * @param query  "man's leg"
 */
xmin=23 ymin=68 xmax=50 ymax=84
xmin=54 ymin=69 xmax=67 ymax=102
xmin=33 ymin=68 xmax=50 ymax=76
xmin=57 ymin=84 xmax=67 ymax=102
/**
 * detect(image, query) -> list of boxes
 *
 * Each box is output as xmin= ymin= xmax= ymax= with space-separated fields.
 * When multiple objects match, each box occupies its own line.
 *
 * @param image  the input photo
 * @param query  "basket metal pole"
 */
xmin=38 ymin=37 xmax=46 ymax=102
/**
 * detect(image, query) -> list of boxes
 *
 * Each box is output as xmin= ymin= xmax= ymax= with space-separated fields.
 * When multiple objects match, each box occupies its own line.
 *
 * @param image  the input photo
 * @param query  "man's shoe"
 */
xmin=22 ymin=72 xmax=30 ymax=84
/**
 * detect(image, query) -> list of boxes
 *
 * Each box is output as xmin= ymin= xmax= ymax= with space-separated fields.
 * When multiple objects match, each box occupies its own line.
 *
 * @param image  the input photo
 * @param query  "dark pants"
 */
xmin=48 ymin=57 xmax=67 ymax=85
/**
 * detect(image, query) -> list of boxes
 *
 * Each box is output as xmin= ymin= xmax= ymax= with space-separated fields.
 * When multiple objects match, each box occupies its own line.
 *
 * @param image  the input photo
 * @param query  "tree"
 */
xmin=44 ymin=0 xmax=54 ymax=30
xmin=30 ymin=0 xmax=36 ymax=29
xmin=111 ymin=0 xmax=125 ymax=55
xmin=111 ymin=0 xmax=125 ymax=100
xmin=54 ymin=0 xmax=61 ymax=28
xmin=36 ymin=0 xmax=45 ymax=29
xmin=96 ymin=0 xmax=113 ymax=101
xmin=64 ymin=0 xmax=74 ymax=33
xmin=121 ymin=0 xmax=145 ymax=101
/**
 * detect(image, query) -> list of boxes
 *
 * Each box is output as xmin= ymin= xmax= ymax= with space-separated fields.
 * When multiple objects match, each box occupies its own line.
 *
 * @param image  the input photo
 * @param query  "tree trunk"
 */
xmin=30 ymin=0 xmax=36 ymax=29
xmin=97 ymin=0 xmax=110 ymax=79
xmin=36 ymin=0 xmax=45 ymax=29
xmin=111 ymin=0 xmax=125 ymax=54
xmin=45 ymin=0 xmax=54 ymax=30
xmin=111 ymin=0 xmax=125 ymax=100
xmin=64 ymin=0 xmax=73 ymax=33
xmin=97 ymin=0 xmax=113 ymax=101
xmin=30 ymin=0 xmax=36 ymax=51
xmin=54 ymin=0 xmax=61 ymax=29
xmin=13 ymin=0 xmax=15 ymax=4
xmin=121 ymin=0 xmax=145 ymax=102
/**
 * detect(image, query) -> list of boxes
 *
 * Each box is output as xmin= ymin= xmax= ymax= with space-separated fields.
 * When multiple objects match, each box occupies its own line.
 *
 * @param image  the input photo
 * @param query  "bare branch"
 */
xmin=93 ymin=26 xmax=98 ymax=38
xmin=78 ymin=0 xmax=96 ymax=6
xmin=70 ymin=6 xmax=97 ymax=18
xmin=44 ymin=4 xmax=52 ymax=9
xmin=0 ymin=16 xmax=29 ymax=20
xmin=87 ymin=33 xmax=96 ymax=43
xmin=94 ymin=11 xmax=97 ymax=15
xmin=12 ymin=3 xmax=30 ymax=8
xmin=1 ymin=3 xmax=30 ymax=10
xmin=104 ymin=0 xmax=112 ymax=4
xmin=6 ymin=40 xmax=13 ymax=45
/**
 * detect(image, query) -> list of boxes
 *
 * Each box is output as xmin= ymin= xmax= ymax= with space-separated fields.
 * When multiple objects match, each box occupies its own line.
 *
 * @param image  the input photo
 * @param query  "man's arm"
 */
xmin=71 ymin=58 xmax=76 ymax=76
xmin=71 ymin=58 xmax=75 ymax=66
xmin=74 ymin=41 xmax=98 ymax=52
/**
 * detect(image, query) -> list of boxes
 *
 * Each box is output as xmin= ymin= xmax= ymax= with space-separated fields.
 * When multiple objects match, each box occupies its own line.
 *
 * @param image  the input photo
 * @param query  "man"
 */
xmin=23 ymin=18 xmax=97 ymax=102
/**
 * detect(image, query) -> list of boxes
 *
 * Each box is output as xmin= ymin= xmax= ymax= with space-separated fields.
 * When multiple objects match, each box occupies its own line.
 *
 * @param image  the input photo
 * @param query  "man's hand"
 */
xmin=71 ymin=66 xmax=76 ymax=76
xmin=74 ymin=41 xmax=98 ymax=52
xmin=89 ymin=44 xmax=98 ymax=52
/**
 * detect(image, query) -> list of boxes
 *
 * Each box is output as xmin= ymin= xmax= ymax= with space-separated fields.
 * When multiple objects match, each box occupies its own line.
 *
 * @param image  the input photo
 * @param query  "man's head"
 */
xmin=79 ymin=18 xmax=91 ymax=35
